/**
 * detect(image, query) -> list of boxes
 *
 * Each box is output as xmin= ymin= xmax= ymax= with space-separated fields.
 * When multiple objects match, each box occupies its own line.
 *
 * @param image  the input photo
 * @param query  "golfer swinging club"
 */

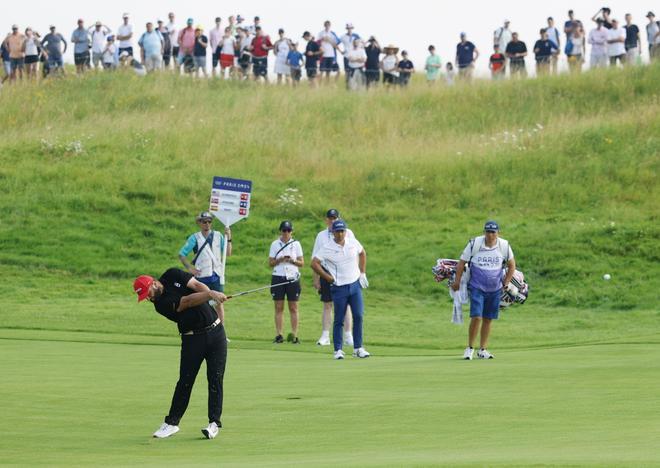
xmin=133 ymin=268 xmax=228 ymax=439
xmin=311 ymin=219 xmax=370 ymax=359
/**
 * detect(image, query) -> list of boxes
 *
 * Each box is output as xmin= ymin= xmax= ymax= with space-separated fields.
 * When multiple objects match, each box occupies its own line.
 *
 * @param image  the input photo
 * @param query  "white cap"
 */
xmin=122 ymin=12 xmax=129 ymax=18
xmin=504 ymin=19 xmax=510 ymax=23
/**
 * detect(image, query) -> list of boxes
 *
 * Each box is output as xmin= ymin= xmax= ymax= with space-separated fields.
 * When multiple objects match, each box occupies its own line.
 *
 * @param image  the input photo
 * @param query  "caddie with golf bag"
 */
xmin=452 ymin=221 xmax=516 ymax=360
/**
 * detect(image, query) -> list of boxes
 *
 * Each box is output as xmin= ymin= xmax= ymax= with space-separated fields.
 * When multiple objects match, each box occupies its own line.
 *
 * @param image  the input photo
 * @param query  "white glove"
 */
xmin=359 ymin=273 xmax=369 ymax=289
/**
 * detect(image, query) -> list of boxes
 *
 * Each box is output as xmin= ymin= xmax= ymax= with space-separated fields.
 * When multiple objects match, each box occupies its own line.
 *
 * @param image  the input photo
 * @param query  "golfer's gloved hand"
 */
xmin=359 ymin=273 xmax=369 ymax=289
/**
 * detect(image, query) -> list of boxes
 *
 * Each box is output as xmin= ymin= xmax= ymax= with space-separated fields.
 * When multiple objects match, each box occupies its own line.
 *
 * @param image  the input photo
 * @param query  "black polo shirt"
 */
xmin=305 ymin=41 xmax=320 ymax=68
xmin=153 ymin=268 xmax=217 ymax=334
xmin=506 ymin=41 xmax=527 ymax=63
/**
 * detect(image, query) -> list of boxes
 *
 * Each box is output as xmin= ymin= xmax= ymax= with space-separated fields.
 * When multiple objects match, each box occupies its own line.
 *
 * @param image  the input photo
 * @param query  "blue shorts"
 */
xmin=469 ymin=288 xmax=501 ymax=320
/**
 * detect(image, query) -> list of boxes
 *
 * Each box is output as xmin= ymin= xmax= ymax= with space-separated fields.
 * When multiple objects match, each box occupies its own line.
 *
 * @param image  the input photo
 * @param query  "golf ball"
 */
xmin=603 ymin=274 xmax=611 ymax=280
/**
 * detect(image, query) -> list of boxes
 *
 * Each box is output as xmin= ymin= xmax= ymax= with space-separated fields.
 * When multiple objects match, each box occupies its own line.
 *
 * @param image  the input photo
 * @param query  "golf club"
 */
xmin=226 ymin=272 xmax=301 ymax=299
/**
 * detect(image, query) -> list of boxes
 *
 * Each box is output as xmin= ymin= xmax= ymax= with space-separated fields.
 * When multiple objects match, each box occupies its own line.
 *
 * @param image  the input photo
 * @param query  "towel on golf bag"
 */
xmin=448 ymin=273 xmax=469 ymax=324
xmin=432 ymin=258 xmax=529 ymax=311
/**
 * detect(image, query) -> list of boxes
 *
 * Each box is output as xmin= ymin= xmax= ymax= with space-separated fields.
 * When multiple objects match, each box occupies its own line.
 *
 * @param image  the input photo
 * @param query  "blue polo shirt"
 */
xmin=456 ymin=41 xmax=476 ymax=68
xmin=287 ymin=50 xmax=303 ymax=68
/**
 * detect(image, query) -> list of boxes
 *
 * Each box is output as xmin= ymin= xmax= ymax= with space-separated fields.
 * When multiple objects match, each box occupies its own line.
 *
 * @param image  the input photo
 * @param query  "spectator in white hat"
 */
xmin=117 ymin=13 xmax=134 ymax=56
xmin=88 ymin=21 xmax=112 ymax=70
xmin=340 ymin=23 xmax=360 ymax=77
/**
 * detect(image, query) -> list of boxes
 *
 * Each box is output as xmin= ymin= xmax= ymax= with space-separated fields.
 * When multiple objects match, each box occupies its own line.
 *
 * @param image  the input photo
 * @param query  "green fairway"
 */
xmin=2 ymin=331 xmax=659 ymax=466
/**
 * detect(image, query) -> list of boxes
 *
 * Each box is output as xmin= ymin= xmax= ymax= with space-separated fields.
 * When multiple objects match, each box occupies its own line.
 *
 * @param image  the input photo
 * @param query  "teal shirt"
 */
xmin=425 ymin=54 xmax=441 ymax=80
xmin=179 ymin=231 xmax=225 ymax=257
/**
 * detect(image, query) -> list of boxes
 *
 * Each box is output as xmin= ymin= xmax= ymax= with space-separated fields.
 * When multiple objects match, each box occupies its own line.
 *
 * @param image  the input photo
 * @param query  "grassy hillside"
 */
xmin=0 ymin=66 xmax=658 ymax=343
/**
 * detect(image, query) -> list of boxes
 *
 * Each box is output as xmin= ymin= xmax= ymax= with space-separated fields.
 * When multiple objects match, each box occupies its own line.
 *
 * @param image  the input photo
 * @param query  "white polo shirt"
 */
xmin=118 ymin=23 xmax=133 ymax=48
xmin=607 ymin=27 xmax=626 ymax=56
xmin=269 ymin=238 xmax=303 ymax=277
xmin=314 ymin=237 xmax=364 ymax=286
xmin=312 ymin=228 xmax=355 ymax=259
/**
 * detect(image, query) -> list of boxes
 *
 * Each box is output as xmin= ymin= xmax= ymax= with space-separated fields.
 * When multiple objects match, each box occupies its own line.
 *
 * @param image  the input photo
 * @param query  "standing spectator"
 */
xmin=346 ymin=38 xmax=367 ymax=90
xmin=227 ymin=16 xmax=237 ymax=36
xmin=268 ymin=221 xmax=304 ymax=344
xmin=365 ymin=36 xmax=382 ymax=88
xmin=236 ymin=15 xmax=247 ymax=33
xmin=237 ymin=27 xmax=254 ymax=79
xmin=23 ymin=28 xmax=43 ymax=80
xmin=249 ymin=26 xmax=272 ymax=82
xmin=318 ymin=20 xmax=340 ymax=83
xmin=248 ymin=16 xmax=262 ymax=36
xmin=646 ymin=12 xmax=660 ymax=60
xmin=493 ymin=20 xmax=512 ymax=55
xmin=623 ymin=14 xmax=640 ymax=65
xmin=381 ymin=44 xmax=400 ymax=87
xmin=89 ymin=21 xmax=111 ymax=70
xmin=117 ymin=13 xmax=134 ymax=57
xmin=445 ymin=62 xmax=456 ymax=86
xmin=505 ymin=32 xmax=527 ymax=78
xmin=177 ymin=19 xmax=196 ymax=73
xmin=166 ymin=12 xmax=178 ymax=68
xmin=455 ymin=33 xmax=479 ymax=81
xmin=273 ymin=29 xmax=292 ymax=85
xmin=592 ymin=7 xmax=613 ymax=29
xmin=71 ymin=19 xmax=91 ymax=74
xmin=219 ymin=27 xmax=236 ymax=79
xmin=41 ymin=25 xmax=67 ymax=75
xmin=178 ymin=212 xmax=233 ymax=326
xmin=340 ymin=23 xmax=360 ymax=77
xmin=102 ymin=35 xmax=117 ymax=70
xmin=566 ymin=27 xmax=585 ymax=73
xmin=452 ymin=221 xmax=516 ymax=361
xmin=138 ymin=22 xmax=164 ymax=73
xmin=209 ymin=17 xmax=223 ymax=78
xmin=533 ymin=29 xmax=557 ymax=76
xmin=7 ymin=25 xmax=26 ymax=81
xmin=546 ymin=17 xmax=561 ymax=74
xmin=607 ymin=19 xmax=626 ymax=66
xmin=302 ymin=31 xmax=321 ymax=87
xmin=193 ymin=27 xmax=208 ymax=78
xmin=397 ymin=50 xmax=414 ymax=86
xmin=425 ymin=45 xmax=442 ymax=84
xmin=1 ymin=36 xmax=11 ymax=84
xmin=564 ymin=10 xmax=583 ymax=40
xmin=589 ymin=19 xmax=609 ymax=68
xmin=286 ymin=42 xmax=304 ymax=86
xmin=489 ymin=44 xmax=506 ymax=80
xmin=311 ymin=219 xmax=370 ymax=360
xmin=157 ymin=21 xmax=172 ymax=68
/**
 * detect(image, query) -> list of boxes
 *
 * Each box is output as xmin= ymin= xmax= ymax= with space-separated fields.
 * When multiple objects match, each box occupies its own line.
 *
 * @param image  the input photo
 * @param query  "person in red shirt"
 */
xmin=489 ymin=44 xmax=506 ymax=79
xmin=249 ymin=26 xmax=272 ymax=81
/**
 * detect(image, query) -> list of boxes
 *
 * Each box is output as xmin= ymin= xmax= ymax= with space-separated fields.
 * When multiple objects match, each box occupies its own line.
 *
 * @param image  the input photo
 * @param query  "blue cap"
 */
xmin=484 ymin=220 xmax=499 ymax=232
xmin=326 ymin=208 xmax=339 ymax=218
xmin=187 ymin=18 xmax=194 ymax=24
xmin=331 ymin=220 xmax=347 ymax=232
xmin=279 ymin=220 xmax=293 ymax=231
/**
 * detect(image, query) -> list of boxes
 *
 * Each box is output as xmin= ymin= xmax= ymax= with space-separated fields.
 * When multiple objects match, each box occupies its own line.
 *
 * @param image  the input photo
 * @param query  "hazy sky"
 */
xmin=4 ymin=0 xmax=656 ymax=74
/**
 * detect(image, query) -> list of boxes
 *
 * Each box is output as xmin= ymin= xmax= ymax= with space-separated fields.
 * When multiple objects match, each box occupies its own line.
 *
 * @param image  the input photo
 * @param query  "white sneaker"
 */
xmin=317 ymin=333 xmax=331 ymax=346
xmin=343 ymin=332 xmax=354 ymax=346
xmin=153 ymin=422 xmax=179 ymax=438
xmin=352 ymin=347 xmax=370 ymax=358
xmin=201 ymin=422 xmax=220 ymax=439
xmin=334 ymin=349 xmax=345 ymax=360
xmin=477 ymin=349 xmax=494 ymax=359
xmin=463 ymin=347 xmax=474 ymax=360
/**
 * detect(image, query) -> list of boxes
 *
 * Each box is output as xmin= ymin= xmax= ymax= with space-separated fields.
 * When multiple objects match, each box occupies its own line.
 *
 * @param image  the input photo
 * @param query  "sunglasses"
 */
xmin=281 ymin=228 xmax=292 ymax=232
xmin=485 ymin=230 xmax=497 ymax=233
xmin=199 ymin=219 xmax=212 ymax=224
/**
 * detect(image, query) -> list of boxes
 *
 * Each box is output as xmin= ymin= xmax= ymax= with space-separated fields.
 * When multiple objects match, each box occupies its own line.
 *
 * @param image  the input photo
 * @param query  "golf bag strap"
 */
xmin=192 ymin=232 xmax=214 ymax=266
xmin=273 ymin=240 xmax=295 ymax=258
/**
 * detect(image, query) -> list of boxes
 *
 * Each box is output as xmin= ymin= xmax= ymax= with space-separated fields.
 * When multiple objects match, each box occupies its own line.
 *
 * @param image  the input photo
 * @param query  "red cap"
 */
xmin=133 ymin=275 xmax=154 ymax=302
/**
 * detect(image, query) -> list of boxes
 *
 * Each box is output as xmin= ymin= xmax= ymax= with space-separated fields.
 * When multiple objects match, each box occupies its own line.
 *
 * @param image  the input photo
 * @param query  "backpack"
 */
xmin=564 ymin=39 xmax=574 ymax=55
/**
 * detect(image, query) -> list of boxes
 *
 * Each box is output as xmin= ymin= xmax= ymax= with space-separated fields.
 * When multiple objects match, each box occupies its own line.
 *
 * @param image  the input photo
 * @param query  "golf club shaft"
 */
xmin=227 ymin=279 xmax=294 ymax=299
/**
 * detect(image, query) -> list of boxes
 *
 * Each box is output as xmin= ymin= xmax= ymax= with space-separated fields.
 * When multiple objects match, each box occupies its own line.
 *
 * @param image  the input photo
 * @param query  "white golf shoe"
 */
xmin=202 ymin=422 xmax=220 ymax=439
xmin=463 ymin=347 xmax=474 ymax=360
xmin=477 ymin=349 xmax=494 ymax=359
xmin=334 ymin=349 xmax=345 ymax=360
xmin=343 ymin=332 xmax=354 ymax=346
xmin=153 ymin=422 xmax=179 ymax=438
xmin=352 ymin=347 xmax=370 ymax=358
xmin=317 ymin=333 xmax=331 ymax=346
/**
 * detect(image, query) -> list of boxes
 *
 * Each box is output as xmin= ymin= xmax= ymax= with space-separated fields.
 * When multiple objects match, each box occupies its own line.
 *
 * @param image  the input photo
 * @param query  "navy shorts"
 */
xmin=320 ymin=57 xmax=338 ymax=72
xmin=199 ymin=278 xmax=224 ymax=293
xmin=252 ymin=57 xmax=267 ymax=77
xmin=469 ymin=288 xmax=501 ymax=320
xmin=306 ymin=67 xmax=318 ymax=78
xmin=271 ymin=276 xmax=301 ymax=302
xmin=319 ymin=276 xmax=333 ymax=303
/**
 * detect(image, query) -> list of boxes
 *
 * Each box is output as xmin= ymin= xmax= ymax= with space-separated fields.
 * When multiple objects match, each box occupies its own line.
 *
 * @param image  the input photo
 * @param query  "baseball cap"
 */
xmin=302 ymin=31 xmax=311 ymax=38
xmin=196 ymin=211 xmax=213 ymax=221
xmin=326 ymin=208 xmax=340 ymax=218
xmin=187 ymin=17 xmax=194 ymax=25
xmin=647 ymin=11 xmax=655 ymax=18
xmin=133 ymin=275 xmax=154 ymax=302
xmin=237 ymin=15 xmax=244 ymax=21
xmin=279 ymin=220 xmax=293 ymax=231
xmin=49 ymin=24 xmax=56 ymax=29
xmin=346 ymin=22 xmax=354 ymax=29
xmin=332 ymin=220 xmax=347 ymax=232
xmin=122 ymin=13 xmax=129 ymax=18
xmin=95 ymin=21 xmax=102 ymax=26
xmin=484 ymin=220 xmax=500 ymax=232
xmin=460 ymin=32 xmax=467 ymax=37
xmin=11 ymin=24 xmax=18 ymax=29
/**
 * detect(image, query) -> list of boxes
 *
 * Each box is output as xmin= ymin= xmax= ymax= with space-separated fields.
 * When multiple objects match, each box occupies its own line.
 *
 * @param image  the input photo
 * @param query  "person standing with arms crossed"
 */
xmin=179 ymin=212 xmax=232 ymax=330
xmin=269 ymin=221 xmax=304 ymax=344
xmin=133 ymin=269 xmax=228 ymax=439
xmin=312 ymin=209 xmax=354 ymax=347
xmin=452 ymin=221 xmax=515 ymax=360
xmin=312 ymin=220 xmax=370 ymax=359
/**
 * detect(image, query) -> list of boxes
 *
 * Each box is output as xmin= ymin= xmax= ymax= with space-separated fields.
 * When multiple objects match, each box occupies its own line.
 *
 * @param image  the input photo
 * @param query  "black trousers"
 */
xmin=165 ymin=324 xmax=227 ymax=426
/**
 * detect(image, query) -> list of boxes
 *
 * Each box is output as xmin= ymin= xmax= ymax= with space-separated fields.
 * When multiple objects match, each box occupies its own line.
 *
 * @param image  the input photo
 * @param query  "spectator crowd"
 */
xmin=2 ymin=8 xmax=659 ymax=88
